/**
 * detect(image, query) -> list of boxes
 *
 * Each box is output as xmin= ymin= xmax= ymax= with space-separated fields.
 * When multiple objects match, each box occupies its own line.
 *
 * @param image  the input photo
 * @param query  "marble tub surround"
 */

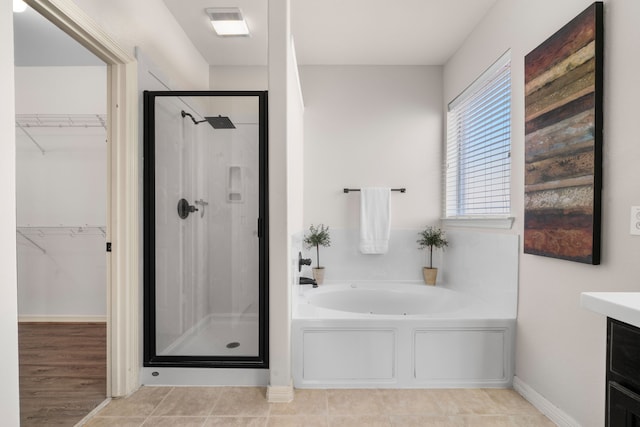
xmin=295 ymin=229 xmax=518 ymax=298
xmin=441 ymin=230 xmax=519 ymax=318
xmin=83 ymin=386 xmax=553 ymax=426
xmin=297 ymin=229 xmax=428 ymax=283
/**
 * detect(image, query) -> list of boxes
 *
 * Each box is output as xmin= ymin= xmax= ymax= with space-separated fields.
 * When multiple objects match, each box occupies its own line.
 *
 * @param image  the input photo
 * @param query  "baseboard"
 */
xmin=141 ymin=367 xmax=269 ymax=387
xmin=19 ymin=315 xmax=107 ymax=323
xmin=267 ymin=383 xmax=294 ymax=403
xmin=513 ymin=376 xmax=581 ymax=427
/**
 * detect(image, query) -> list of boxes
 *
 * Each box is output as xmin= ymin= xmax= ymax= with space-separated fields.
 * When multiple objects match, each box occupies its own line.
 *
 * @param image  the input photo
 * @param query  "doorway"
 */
xmin=14 ymin=3 xmax=108 ymax=425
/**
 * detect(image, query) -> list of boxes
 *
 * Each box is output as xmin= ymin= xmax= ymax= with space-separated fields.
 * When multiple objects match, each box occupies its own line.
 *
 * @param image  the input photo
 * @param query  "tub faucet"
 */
xmin=299 ymin=277 xmax=317 ymax=288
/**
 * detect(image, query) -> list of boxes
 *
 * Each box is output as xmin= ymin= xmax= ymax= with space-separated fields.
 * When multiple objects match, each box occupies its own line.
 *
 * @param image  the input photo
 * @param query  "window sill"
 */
xmin=441 ymin=217 xmax=514 ymax=230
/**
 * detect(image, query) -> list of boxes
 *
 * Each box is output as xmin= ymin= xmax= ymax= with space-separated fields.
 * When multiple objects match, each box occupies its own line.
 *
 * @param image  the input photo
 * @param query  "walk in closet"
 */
xmin=15 ymin=67 xmax=107 ymax=323
xmin=16 ymin=112 xmax=106 ymax=320
xmin=15 ymin=64 xmax=108 ymax=426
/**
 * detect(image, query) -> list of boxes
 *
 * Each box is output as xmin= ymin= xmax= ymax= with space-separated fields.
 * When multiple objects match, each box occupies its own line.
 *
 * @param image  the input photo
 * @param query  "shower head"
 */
xmin=204 ymin=115 xmax=235 ymax=129
xmin=181 ymin=110 xmax=235 ymax=129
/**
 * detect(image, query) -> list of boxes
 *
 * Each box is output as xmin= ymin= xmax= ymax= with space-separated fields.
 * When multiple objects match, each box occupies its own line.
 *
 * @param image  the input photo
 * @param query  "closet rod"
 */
xmin=16 ymin=122 xmax=45 ymax=155
xmin=343 ymin=188 xmax=406 ymax=193
xmin=16 ymin=230 xmax=46 ymax=254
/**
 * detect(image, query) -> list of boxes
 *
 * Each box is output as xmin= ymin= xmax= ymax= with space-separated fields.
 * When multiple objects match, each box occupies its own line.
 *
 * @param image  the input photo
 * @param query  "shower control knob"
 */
xmin=298 ymin=252 xmax=312 ymax=272
xmin=177 ymin=198 xmax=198 ymax=219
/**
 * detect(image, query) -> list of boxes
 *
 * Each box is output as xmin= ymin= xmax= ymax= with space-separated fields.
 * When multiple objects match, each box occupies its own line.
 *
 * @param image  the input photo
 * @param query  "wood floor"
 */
xmin=19 ymin=322 xmax=107 ymax=426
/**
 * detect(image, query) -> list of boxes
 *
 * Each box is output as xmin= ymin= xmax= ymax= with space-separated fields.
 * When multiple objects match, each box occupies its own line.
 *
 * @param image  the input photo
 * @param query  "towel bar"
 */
xmin=343 ymin=188 xmax=406 ymax=193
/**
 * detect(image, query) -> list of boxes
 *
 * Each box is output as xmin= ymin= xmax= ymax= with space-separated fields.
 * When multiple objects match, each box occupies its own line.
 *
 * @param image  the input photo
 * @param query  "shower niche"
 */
xmin=143 ymin=91 xmax=268 ymax=369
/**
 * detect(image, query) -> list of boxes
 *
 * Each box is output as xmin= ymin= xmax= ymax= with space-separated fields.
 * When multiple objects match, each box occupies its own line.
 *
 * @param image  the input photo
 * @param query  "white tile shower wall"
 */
xmin=154 ymin=96 xmax=190 ymax=352
xmin=204 ymin=105 xmax=260 ymax=318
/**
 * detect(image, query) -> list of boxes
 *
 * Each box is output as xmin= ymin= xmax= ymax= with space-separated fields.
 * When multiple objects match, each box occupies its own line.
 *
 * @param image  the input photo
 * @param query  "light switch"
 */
xmin=631 ymin=206 xmax=640 ymax=235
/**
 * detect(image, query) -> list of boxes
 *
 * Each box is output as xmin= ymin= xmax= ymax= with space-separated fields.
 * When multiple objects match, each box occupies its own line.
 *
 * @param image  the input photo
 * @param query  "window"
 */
xmin=445 ymin=52 xmax=511 ymax=218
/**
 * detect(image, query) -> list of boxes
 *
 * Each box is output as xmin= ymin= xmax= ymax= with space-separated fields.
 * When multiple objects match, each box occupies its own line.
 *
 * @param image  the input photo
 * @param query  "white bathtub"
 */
xmin=292 ymin=282 xmax=515 ymax=388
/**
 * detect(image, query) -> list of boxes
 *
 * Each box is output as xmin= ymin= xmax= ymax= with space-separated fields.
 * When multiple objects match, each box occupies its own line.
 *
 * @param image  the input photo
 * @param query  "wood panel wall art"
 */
xmin=524 ymin=2 xmax=603 ymax=264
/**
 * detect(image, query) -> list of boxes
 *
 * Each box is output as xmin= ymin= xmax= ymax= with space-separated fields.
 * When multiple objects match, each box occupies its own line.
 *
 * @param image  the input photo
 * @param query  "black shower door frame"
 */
xmin=142 ymin=90 xmax=269 ymax=368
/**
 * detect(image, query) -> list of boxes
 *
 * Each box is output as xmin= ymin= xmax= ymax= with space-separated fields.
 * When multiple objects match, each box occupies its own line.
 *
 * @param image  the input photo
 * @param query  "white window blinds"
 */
xmin=445 ymin=52 xmax=511 ymax=218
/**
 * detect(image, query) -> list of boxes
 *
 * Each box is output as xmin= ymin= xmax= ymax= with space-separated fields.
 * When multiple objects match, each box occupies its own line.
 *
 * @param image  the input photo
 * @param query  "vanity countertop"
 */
xmin=581 ymin=292 xmax=640 ymax=328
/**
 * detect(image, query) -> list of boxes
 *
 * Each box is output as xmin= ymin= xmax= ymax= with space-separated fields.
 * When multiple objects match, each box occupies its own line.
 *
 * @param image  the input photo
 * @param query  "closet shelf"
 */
xmin=16 ymin=226 xmax=106 ymax=237
xmin=16 ymin=230 xmax=46 ymax=254
xmin=17 ymin=226 xmax=106 ymax=254
xmin=15 ymin=114 xmax=107 ymax=155
xmin=15 ymin=114 xmax=107 ymax=129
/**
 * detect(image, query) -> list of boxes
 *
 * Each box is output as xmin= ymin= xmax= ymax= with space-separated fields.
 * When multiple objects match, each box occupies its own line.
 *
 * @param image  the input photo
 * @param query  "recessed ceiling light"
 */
xmin=206 ymin=7 xmax=250 ymax=37
xmin=13 ymin=0 xmax=27 ymax=13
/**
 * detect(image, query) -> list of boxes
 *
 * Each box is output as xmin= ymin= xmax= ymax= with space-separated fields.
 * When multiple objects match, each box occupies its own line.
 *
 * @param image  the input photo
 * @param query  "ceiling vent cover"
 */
xmin=207 ymin=9 xmax=242 ymax=21
xmin=206 ymin=7 xmax=250 ymax=37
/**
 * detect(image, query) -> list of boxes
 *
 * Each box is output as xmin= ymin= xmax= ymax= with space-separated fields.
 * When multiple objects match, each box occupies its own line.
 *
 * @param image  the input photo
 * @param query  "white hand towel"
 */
xmin=359 ymin=187 xmax=391 ymax=254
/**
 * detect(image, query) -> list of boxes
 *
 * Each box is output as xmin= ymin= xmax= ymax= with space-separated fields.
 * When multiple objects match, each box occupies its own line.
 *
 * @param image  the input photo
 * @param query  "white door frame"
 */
xmin=25 ymin=0 xmax=140 ymax=397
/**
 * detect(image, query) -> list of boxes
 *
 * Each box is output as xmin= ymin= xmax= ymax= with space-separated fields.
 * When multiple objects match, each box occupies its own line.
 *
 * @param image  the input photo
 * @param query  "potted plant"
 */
xmin=303 ymin=224 xmax=331 ymax=285
xmin=417 ymin=226 xmax=448 ymax=285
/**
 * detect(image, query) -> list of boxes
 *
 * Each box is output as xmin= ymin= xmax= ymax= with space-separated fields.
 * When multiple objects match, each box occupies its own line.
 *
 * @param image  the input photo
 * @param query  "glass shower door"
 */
xmin=143 ymin=91 xmax=268 ymax=368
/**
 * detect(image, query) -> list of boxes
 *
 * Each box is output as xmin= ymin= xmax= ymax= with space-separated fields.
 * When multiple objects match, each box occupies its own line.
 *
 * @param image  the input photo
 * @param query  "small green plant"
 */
xmin=417 ymin=226 xmax=448 ymax=269
xmin=303 ymin=224 xmax=331 ymax=268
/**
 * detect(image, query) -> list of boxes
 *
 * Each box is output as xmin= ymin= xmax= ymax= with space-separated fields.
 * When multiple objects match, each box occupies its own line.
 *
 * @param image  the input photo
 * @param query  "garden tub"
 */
xmin=292 ymin=282 xmax=515 ymax=388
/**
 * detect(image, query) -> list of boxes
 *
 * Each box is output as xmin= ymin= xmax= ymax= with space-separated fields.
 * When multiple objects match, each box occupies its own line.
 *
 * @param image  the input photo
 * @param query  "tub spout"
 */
xmin=299 ymin=277 xmax=317 ymax=288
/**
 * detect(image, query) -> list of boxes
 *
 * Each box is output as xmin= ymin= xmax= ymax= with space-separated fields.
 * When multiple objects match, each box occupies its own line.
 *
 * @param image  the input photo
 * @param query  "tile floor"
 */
xmin=83 ymin=387 xmax=555 ymax=426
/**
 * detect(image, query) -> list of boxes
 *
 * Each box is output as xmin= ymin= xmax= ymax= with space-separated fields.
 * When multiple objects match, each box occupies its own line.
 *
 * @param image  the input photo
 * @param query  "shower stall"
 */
xmin=143 ymin=91 xmax=268 ymax=368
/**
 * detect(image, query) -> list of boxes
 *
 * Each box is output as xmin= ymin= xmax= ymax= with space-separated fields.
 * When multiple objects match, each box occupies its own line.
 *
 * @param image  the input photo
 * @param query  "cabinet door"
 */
xmin=609 ymin=319 xmax=640 ymax=391
xmin=608 ymin=381 xmax=640 ymax=426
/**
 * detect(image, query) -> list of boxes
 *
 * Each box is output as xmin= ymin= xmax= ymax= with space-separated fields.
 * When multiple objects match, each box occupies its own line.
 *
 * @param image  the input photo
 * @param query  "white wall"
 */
xmin=444 ymin=1 xmax=640 ymax=425
xmin=268 ymin=0 xmax=308 ymax=395
xmin=210 ymin=66 xmax=268 ymax=90
xmin=299 ymin=66 xmax=443 ymax=229
xmin=73 ymin=0 xmax=209 ymax=89
xmin=268 ymin=0 xmax=291 ymax=391
xmin=15 ymin=66 xmax=107 ymax=113
xmin=287 ymin=39 xmax=304 ymax=241
xmin=297 ymin=66 xmax=442 ymax=283
xmin=0 ymin=1 xmax=20 ymax=424
xmin=16 ymin=133 xmax=106 ymax=225
xmin=15 ymin=66 xmax=107 ymax=319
